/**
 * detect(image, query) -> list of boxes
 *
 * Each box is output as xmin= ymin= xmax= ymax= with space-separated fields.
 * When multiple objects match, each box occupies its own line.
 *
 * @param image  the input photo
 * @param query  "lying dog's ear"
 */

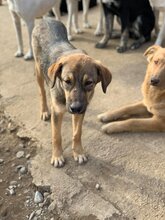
xmin=48 ymin=62 xmax=63 ymax=88
xmin=95 ymin=60 xmax=112 ymax=93
xmin=144 ymin=45 xmax=161 ymax=63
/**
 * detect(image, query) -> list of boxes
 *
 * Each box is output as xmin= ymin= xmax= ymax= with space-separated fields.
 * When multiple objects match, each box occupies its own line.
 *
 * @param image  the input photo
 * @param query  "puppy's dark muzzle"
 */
xmin=150 ymin=76 xmax=160 ymax=86
xmin=69 ymin=102 xmax=85 ymax=114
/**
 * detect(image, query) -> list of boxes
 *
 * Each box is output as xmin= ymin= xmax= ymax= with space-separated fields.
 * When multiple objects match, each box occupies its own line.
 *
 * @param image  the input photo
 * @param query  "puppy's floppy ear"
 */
xmin=95 ymin=60 xmax=112 ymax=93
xmin=144 ymin=45 xmax=161 ymax=63
xmin=48 ymin=62 xmax=63 ymax=88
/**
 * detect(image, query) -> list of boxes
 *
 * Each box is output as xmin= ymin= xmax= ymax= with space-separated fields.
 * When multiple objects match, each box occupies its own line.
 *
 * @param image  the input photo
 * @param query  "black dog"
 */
xmin=95 ymin=0 xmax=155 ymax=53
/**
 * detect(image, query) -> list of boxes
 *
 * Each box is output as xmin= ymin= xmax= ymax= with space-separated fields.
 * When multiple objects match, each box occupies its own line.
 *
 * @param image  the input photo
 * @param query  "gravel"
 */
xmin=16 ymin=151 xmax=25 ymax=159
xmin=34 ymin=191 xmax=44 ymax=204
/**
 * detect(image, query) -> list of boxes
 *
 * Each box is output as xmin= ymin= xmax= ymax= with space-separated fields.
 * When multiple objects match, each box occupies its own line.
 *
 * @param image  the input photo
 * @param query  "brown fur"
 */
xmin=98 ymin=45 xmax=165 ymax=134
xmin=36 ymin=53 xmax=111 ymax=167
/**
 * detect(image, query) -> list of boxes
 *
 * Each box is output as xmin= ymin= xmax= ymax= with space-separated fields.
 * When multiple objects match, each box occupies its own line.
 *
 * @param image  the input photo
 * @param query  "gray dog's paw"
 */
xmin=95 ymin=42 xmax=107 ymax=49
xmin=130 ymin=42 xmax=141 ymax=50
xmin=116 ymin=46 xmax=127 ymax=53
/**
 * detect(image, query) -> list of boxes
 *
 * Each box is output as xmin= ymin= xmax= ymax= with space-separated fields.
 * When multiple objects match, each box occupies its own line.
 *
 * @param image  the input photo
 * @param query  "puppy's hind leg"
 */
xmin=10 ymin=11 xmax=24 ymax=57
xmin=72 ymin=114 xmax=87 ymax=164
xmin=35 ymin=63 xmax=50 ymax=121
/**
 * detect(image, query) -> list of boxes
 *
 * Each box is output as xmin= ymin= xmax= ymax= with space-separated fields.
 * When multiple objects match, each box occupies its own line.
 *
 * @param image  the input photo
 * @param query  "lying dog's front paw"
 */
xmin=40 ymin=111 xmax=50 ymax=121
xmin=97 ymin=113 xmax=110 ymax=123
xmin=51 ymin=155 xmax=65 ymax=168
xmin=101 ymin=123 xmax=120 ymax=134
xmin=74 ymin=153 xmax=88 ymax=165
xmin=116 ymin=46 xmax=127 ymax=53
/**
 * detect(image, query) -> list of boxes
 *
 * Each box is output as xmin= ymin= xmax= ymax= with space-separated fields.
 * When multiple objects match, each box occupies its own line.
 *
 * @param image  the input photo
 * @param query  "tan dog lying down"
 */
xmin=98 ymin=45 xmax=165 ymax=133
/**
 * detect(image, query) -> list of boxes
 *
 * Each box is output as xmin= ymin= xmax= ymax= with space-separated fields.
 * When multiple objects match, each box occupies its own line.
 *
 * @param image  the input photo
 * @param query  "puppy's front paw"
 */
xmin=51 ymin=155 xmax=65 ymax=168
xmin=73 ymin=153 xmax=88 ymax=165
xmin=40 ymin=111 xmax=50 ymax=121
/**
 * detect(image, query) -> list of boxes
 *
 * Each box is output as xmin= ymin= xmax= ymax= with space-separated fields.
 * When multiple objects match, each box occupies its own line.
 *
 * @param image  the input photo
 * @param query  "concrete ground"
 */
xmin=0 ymin=2 xmax=165 ymax=220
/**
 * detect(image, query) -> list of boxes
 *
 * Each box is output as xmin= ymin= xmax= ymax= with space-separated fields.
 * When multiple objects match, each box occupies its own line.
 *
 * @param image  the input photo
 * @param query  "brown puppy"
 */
xmin=32 ymin=18 xmax=112 ymax=167
xmin=98 ymin=45 xmax=165 ymax=133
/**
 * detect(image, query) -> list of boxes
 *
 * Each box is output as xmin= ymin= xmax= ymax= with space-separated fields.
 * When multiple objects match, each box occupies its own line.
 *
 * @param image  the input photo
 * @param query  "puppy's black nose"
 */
xmin=69 ymin=102 xmax=84 ymax=114
xmin=150 ymin=77 xmax=160 ymax=86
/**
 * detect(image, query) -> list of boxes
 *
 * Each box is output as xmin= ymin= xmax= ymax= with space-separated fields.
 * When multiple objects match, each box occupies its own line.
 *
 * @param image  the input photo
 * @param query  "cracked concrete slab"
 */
xmin=0 ymin=2 xmax=165 ymax=220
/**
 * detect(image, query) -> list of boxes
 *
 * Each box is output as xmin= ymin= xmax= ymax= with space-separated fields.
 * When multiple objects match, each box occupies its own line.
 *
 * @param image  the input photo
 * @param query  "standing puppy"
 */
xmin=98 ymin=45 xmax=165 ymax=133
xmin=32 ymin=18 xmax=112 ymax=167
xmin=96 ymin=0 xmax=155 ymax=53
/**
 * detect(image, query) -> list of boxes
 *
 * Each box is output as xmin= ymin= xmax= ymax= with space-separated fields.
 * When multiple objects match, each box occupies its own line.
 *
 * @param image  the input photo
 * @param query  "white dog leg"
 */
xmin=24 ymin=20 xmax=34 ymax=60
xmin=52 ymin=0 xmax=61 ymax=20
xmin=66 ymin=0 xmax=73 ymax=40
xmin=82 ymin=0 xmax=91 ymax=28
xmin=153 ymin=8 xmax=160 ymax=36
xmin=94 ymin=0 xmax=104 ymax=36
xmin=155 ymin=13 xmax=165 ymax=45
xmin=72 ymin=0 xmax=82 ymax=35
xmin=10 ymin=11 xmax=24 ymax=57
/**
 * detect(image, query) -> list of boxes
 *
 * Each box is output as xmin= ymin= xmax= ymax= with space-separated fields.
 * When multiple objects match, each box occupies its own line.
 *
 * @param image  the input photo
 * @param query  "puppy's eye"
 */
xmin=85 ymin=80 xmax=93 ymax=86
xmin=154 ymin=60 xmax=158 ymax=65
xmin=64 ymin=79 xmax=72 ymax=85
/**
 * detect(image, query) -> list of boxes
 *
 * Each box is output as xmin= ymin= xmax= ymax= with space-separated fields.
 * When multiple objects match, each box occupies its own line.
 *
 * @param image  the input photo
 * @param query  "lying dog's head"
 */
xmin=48 ymin=54 xmax=112 ymax=114
xmin=144 ymin=45 xmax=165 ymax=88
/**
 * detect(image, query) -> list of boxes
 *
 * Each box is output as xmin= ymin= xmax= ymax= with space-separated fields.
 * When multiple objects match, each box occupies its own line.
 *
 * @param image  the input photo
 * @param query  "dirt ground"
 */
xmin=0 ymin=103 xmax=61 ymax=220
xmin=0 ymin=1 xmax=165 ymax=220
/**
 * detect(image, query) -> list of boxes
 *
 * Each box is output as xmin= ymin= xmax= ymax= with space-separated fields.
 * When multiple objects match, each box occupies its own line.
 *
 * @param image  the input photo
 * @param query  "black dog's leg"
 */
xmin=130 ymin=36 xmax=146 ymax=50
xmin=95 ymin=6 xmax=114 ymax=48
xmin=116 ymin=28 xmax=129 ymax=53
xmin=130 ymin=16 xmax=146 ymax=50
xmin=130 ymin=12 xmax=155 ymax=50
xmin=116 ymin=9 xmax=129 ymax=53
